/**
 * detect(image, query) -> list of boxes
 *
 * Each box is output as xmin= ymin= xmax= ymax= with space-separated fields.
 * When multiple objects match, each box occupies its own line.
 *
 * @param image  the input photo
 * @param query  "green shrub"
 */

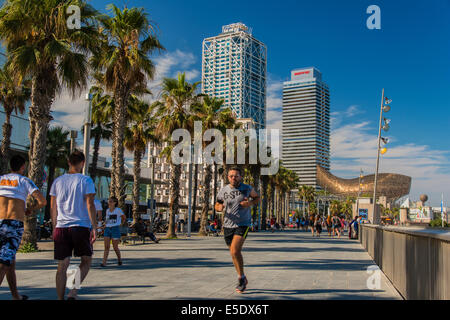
xmin=429 ymin=218 xmax=449 ymax=228
xmin=18 ymin=242 xmax=39 ymax=253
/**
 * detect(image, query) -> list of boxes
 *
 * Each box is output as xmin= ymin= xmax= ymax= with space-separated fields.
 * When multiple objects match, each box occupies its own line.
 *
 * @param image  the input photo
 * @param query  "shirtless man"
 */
xmin=0 ymin=155 xmax=46 ymax=300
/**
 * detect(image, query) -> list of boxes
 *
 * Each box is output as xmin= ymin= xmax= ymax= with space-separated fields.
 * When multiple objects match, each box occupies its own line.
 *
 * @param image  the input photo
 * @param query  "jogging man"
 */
xmin=214 ymin=167 xmax=260 ymax=293
xmin=0 ymin=155 xmax=46 ymax=300
xmin=50 ymin=150 xmax=97 ymax=300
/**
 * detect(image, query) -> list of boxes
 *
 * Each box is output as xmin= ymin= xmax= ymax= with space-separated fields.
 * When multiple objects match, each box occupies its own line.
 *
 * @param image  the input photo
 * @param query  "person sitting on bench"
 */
xmin=131 ymin=218 xmax=160 ymax=243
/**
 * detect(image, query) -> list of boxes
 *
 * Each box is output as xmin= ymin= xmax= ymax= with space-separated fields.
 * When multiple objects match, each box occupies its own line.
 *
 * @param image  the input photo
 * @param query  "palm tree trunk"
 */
xmin=192 ymin=163 xmax=198 ymax=222
xmin=23 ymin=76 xmax=54 ymax=249
xmin=167 ymin=162 xmax=181 ymax=238
xmin=251 ymin=166 xmax=260 ymax=228
xmin=212 ymin=163 xmax=217 ymax=220
xmin=261 ymin=175 xmax=268 ymax=230
xmin=132 ymin=149 xmax=142 ymax=223
xmin=44 ymin=164 xmax=56 ymax=221
xmin=270 ymin=187 xmax=275 ymax=220
xmin=277 ymin=190 xmax=282 ymax=223
xmin=199 ymin=164 xmax=212 ymax=236
xmin=90 ymin=128 xmax=101 ymax=180
xmin=110 ymin=134 xmax=117 ymax=197
xmin=0 ymin=112 xmax=12 ymax=174
xmin=113 ymin=88 xmax=128 ymax=209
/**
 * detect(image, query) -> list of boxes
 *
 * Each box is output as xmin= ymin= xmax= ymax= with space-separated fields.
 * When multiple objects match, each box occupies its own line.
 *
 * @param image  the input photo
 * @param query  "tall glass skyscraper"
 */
xmin=282 ymin=67 xmax=330 ymax=188
xmin=202 ymin=23 xmax=267 ymax=129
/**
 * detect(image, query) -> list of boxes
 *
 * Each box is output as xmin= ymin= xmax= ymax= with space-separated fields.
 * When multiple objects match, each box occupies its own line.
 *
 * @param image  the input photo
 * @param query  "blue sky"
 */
xmin=3 ymin=0 xmax=450 ymax=205
xmin=84 ymin=0 xmax=449 ymax=206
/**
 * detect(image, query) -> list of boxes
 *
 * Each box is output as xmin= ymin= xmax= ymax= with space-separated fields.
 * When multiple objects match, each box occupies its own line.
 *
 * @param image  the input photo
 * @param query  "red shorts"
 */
xmin=53 ymin=227 xmax=93 ymax=260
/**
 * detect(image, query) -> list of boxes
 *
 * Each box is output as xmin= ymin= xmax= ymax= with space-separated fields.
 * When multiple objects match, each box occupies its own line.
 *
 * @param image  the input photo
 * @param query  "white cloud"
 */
xmin=148 ymin=49 xmax=200 ymax=95
xmin=51 ymin=48 xmax=200 ymax=130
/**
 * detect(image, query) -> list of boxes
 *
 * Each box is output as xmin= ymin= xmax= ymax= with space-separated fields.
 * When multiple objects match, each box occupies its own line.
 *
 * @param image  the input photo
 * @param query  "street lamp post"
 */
xmin=356 ymin=169 xmax=363 ymax=218
xmin=83 ymin=92 xmax=93 ymax=175
xmin=70 ymin=130 xmax=78 ymax=153
xmin=372 ymin=89 xmax=392 ymax=224
xmin=187 ymin=145 xmax=194 ymax=238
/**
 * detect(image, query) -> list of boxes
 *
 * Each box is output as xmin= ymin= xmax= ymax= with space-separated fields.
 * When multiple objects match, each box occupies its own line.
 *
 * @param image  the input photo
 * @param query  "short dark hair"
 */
xmin=109 ymin=196 xmax=119 ymax=208
xmin=10 ymin=155 xmax=26 ymax=172
xmin=68 ymin=150 xmax=85 ymax=166
xmin=227 ymin=167 xmax=242 ymax=176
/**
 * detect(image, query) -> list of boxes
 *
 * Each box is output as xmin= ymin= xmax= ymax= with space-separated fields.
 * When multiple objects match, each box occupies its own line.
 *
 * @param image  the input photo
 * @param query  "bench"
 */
xmin=204 ymin=226 xmax=220 ymax=237
xmin=121 ymin=232 xmax=146 ymax=245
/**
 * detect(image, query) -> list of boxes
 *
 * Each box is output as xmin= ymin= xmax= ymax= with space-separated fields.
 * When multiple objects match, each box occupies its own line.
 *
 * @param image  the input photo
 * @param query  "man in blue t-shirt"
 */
xmin=215 ymin=167 xmax=260 ymax=294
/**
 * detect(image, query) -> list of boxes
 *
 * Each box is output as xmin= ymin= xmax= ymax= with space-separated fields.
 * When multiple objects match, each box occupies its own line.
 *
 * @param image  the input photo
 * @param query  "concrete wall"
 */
xmin=360 ymin=224 xmax=450 ymax=299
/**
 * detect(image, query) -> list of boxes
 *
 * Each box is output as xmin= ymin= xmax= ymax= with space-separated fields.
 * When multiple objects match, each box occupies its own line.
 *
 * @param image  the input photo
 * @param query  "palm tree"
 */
xmin=124 ymin=96 xmax=158 ymax=222
xmin=191 ymin=95 xmax=235 ymax=236
xmin=155 ymin=73 xmax=201 ymax=238
xmin=298 ymin=185 xmax=316 ymax=218
xmin=0 ymin=64 xmax=30 ymax=174
xmin=44 ymin=126 xmax=70 ymax=220
xmin=342 ymin=198 xmax=354 ymax=219
xmin=93 ymin=4 xmax=164 ymax=209
xmin=284 ymin=168 xmax=299 ymax=220
xmin=0 ymin=0 xmax=100 ymax=248
xmin=329 ymin=200 xmax=341 ymax=216
xmin=88 ymin=86 xmax=113 ymax=181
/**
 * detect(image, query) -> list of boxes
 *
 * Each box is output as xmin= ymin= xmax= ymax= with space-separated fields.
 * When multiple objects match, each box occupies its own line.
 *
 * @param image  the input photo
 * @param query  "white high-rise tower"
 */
xmin=202 ymin=23 xmax=267 ymax=129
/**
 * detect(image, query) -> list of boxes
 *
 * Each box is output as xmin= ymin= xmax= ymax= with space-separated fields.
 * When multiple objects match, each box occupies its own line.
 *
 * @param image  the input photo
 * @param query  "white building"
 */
xmin=202 ymin=23 xmax=267 ymax=129
xmin=281 ymin=67 xmax=330 ymax=188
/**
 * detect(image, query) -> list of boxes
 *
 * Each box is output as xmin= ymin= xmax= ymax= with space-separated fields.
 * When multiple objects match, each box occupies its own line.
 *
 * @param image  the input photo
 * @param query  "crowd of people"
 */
xmin=265 ymin=213 xmax=364 ymax=239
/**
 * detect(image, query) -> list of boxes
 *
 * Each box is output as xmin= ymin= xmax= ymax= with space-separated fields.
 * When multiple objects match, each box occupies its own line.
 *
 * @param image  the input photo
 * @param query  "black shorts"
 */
xmin=223 ymin=226 xmax=250 ymax=246
xmin=53 ymin=227 xmax=93 ymax=260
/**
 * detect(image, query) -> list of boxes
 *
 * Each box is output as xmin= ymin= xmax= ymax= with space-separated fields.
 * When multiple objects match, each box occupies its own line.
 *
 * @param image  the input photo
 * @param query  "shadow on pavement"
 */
xmin=248 ymin=258 xmax=374 ymax=271
xmin=0 ymin=284 xmax=155 ymax=300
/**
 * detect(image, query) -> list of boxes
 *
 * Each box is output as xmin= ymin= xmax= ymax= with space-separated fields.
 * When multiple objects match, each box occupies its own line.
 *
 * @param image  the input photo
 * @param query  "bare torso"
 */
xmin=0 ymin=196 xmax=26 ymax=222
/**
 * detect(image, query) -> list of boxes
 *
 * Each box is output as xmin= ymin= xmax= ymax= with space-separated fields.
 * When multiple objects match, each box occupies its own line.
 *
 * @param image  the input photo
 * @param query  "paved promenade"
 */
xmin=0 ymin=229 xmax=401 ymax=300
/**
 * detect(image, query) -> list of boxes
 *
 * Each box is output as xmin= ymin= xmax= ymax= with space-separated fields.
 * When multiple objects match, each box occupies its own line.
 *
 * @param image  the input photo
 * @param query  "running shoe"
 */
xmin=235 ymin=276 xmax=248 ymax=293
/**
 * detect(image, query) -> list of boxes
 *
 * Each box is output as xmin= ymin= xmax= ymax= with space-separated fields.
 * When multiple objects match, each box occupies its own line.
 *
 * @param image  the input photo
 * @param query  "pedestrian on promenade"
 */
xmin=50 ymin=150 xmax=97 ymax=300
xmin=214 ymin=167 xmax=260 ymax=294
xmin=326 ymin=215 xmax=332 ymax=237
xmin=314 ymin=215 xmax=322 ymax=237
xmin=94 ymin=198 xmax=103 ymax=237
xmin=331 ymin=214 xmax=341 ymax=238
xmin=0 ymin=155 xmax=46 ymax=300
xmin=101 ymin=196 xmax=125 ymax=267
xmin=309 ymin=215 xmax=315 ymax=236
xmin=270 ymin=217 xmax=276 ymax=232
xmin=340 ymin=216 xmax=346 ymax=235
xmin=131 ymin=218 xmax=160 ymax=243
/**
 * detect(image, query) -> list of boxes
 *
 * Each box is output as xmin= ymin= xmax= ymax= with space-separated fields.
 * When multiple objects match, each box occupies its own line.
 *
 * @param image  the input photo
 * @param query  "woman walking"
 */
xmin=314 ymin=215 xmax=322 ymax=237
xmin=326 ymin=215 xmax=332 ymax=237
xmin=309 ymin=215 xmax=315 ymax=236
xmin=101 ymin=197 xmax=126 ymax=267
xmin=332 ymin=214 xmax=341 ymax=238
